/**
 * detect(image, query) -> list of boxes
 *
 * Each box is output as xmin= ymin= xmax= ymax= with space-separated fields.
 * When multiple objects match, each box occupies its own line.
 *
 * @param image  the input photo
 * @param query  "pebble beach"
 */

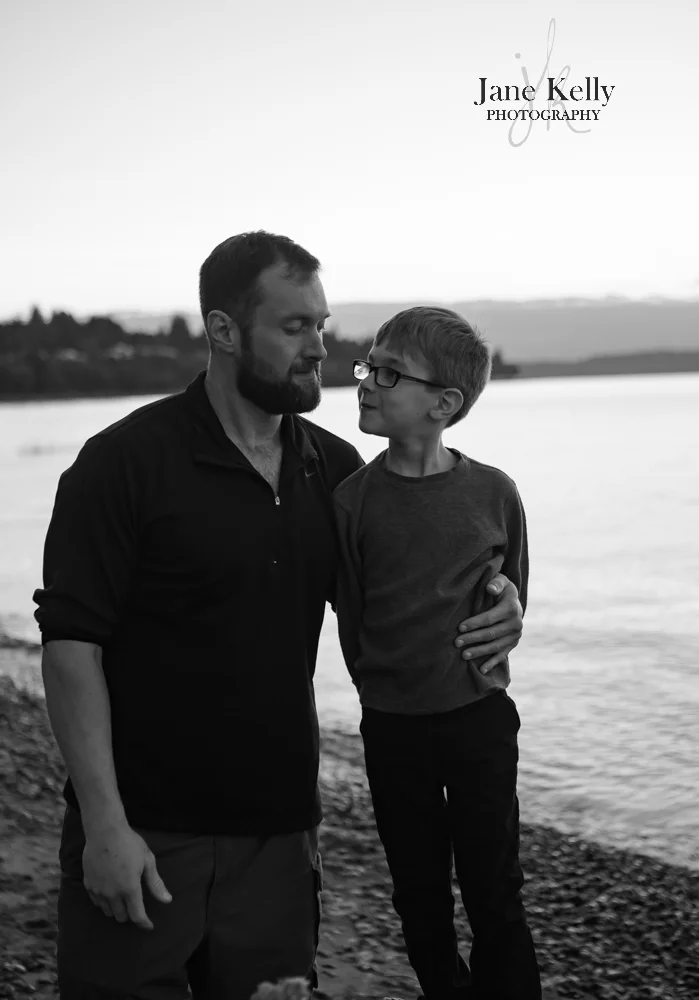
xmin=1 ymin=674 xmax=698 ymax=1000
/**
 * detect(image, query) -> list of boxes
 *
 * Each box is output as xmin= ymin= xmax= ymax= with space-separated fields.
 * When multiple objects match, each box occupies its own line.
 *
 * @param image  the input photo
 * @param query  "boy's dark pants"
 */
xmin=56 ymin=805 xmax=323 ymax=1000
xmin=360 ymin=691 xmax=541 ymax=1000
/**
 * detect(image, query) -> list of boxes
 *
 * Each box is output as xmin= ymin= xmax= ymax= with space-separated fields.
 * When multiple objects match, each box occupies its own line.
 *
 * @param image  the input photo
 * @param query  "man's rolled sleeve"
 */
xmin=33 ymin=434 xmax=141 ymax=645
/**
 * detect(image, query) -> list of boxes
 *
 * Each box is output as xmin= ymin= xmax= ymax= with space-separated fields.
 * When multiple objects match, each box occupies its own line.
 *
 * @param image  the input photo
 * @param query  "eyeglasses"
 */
xmin=352 ymin=359 xmax=446 ymax=390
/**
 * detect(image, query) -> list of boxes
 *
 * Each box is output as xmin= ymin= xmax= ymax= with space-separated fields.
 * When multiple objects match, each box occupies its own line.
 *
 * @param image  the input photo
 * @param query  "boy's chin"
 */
xmin=358 ymin=409 xmax=388 ymax=437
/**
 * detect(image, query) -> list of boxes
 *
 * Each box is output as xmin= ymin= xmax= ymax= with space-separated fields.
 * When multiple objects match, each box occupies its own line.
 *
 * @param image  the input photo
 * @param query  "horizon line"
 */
xmin=2 ymin=292 xmax=699 ymax=324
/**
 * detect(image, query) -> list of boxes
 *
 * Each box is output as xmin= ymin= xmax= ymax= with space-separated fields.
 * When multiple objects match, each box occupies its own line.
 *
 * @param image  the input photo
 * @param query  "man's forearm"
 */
xmin=42 ymin=640 xmax=128 ymax=835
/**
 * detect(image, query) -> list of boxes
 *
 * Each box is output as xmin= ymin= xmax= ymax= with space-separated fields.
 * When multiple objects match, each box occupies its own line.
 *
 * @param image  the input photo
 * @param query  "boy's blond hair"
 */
xmin=374 ymin=306 xmax=492 ymax=427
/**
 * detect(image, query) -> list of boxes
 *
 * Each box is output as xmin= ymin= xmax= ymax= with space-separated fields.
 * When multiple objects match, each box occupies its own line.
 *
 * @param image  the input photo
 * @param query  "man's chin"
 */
xmin=256 ymin=392 xmax=321 ymax=415
xmin=289 ymin=374 xmax=322 ymax=413
xmin=291 ymin=392 xmax=322 ymax=414
xmin=237 ymin=371 xmax=321 ymax=415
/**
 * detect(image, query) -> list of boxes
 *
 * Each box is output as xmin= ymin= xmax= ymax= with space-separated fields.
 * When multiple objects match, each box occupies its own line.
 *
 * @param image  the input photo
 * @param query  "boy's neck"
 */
xmin=384 ymin=436 xmax=458 ymax=478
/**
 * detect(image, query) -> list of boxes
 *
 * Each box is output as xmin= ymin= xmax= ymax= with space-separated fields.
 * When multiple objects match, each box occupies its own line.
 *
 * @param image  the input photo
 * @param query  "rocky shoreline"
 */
xmin=1 ymin=676 xmax=698 ymax=1000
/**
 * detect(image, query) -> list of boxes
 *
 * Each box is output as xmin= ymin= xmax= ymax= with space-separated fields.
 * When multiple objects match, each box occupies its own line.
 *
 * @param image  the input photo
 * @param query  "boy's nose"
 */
xmin=359 ymin=378 xmax=375 ymax=395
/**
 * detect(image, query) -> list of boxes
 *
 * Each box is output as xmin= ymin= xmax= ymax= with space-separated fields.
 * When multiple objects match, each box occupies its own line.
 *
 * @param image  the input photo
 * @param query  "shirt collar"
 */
xmin=182 ymin=369 xmax=319 ymax=471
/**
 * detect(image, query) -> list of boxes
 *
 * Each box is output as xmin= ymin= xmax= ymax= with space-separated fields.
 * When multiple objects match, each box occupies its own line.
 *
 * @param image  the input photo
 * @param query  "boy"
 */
xmin=333 ymin=307 xmax=541 ymax=1000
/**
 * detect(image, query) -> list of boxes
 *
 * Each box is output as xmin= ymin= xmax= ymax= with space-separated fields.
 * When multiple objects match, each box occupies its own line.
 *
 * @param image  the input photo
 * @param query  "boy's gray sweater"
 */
xmin=333 ymin=449 xmax=528 ymax=714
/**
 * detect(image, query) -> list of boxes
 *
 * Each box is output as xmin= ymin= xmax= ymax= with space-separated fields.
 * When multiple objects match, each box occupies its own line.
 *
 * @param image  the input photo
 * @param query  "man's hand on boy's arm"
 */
xmin=454 ymin=574 xmax=523 ymax=675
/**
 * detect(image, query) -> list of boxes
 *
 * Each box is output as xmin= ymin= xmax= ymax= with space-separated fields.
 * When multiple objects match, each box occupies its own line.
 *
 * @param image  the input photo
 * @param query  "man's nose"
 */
xmin=306 ymin=328 xmax=327 ymax=363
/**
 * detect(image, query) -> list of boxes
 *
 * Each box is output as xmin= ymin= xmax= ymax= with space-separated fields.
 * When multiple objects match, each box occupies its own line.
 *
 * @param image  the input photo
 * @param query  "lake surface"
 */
xmin=1 ymin=374 xmax=697 ymax=869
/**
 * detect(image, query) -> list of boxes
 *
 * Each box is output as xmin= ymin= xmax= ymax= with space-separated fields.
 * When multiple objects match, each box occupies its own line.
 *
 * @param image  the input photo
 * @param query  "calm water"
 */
xmin=1 ymin=374 xmax=697 ymax=869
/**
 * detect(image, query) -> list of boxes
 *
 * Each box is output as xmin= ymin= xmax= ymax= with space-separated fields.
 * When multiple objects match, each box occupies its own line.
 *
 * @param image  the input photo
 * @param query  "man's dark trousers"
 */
xmin=57 ymin=807 xmax=323 ymax=1000
xmin=360 ymin=691 xmax=541 ymax=1000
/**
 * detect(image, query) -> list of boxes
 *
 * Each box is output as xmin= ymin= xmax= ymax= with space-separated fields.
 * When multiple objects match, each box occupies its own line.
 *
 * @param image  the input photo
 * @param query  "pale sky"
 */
xmin=1 ymin=0 xmax=698 ymax=318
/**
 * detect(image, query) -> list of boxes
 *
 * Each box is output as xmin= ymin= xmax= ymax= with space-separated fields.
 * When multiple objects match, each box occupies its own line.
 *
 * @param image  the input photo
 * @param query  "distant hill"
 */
xmin=325 ymin=298 xmax=699 ymax=361
xmin=518 ymin=351 xmax=699 ymax=378
xmin=110 ymin=297 xmax=699 ymax=363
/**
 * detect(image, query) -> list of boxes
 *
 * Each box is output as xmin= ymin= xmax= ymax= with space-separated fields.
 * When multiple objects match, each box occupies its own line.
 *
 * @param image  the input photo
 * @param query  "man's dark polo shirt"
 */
xmin=33 ymin=371 xmax=363 ymax=835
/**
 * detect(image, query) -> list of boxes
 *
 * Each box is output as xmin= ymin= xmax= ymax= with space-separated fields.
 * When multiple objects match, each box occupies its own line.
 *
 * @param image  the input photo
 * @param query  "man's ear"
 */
xmin=206 ymin=310 xmax=240 ymax=354
xmin=431 ymin=387 xmax=463 ymax=423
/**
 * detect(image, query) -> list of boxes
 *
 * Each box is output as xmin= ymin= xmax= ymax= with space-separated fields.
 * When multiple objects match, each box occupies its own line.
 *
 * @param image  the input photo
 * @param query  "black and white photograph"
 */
xmin=1 ymin=2 xmax=697 ymax=999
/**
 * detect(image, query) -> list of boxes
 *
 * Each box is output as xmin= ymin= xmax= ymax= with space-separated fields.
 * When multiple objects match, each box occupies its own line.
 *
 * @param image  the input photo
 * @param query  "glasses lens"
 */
xmin=353 ymin=361 xmax=370 ymax=381
xmin=375 ymin=367 xmax=398 ymax=388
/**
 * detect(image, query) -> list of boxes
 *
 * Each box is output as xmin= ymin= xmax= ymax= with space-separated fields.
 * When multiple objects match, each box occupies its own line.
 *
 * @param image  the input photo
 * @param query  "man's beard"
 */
xmin=236 ymin=343 xmax=322 ymax=415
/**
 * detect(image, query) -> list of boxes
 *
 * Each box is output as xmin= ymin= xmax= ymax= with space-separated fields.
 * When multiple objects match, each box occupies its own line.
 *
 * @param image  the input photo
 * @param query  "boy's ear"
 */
xmin=431 ymin=387 xmax=463 ymax=422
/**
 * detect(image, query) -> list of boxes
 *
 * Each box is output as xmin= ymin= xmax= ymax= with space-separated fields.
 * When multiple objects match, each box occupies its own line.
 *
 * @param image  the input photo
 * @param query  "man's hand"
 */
xmin=82 ymin=824 xmax=172 ymax=930
xmin=454 ymin=573 xmax=523 ymax=675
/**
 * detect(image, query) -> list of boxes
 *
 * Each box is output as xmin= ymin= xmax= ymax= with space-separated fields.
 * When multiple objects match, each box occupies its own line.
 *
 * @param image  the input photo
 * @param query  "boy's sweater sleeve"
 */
xmin=502 ymin=485 xmax=529 ymax=616
xmin=332 ymin=494 xmax=363 ymax=691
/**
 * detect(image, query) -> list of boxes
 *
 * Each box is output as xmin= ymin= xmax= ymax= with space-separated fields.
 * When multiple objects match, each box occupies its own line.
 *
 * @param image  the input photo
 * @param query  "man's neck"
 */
xmin=384 ymin=435 xmax=457 ymax=478
xmin=204 ymin=364 xmax=282 ymax=451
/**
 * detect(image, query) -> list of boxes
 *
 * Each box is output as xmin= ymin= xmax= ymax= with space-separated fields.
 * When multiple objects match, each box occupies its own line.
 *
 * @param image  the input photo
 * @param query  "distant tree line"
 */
xmin=0 ymin=308 xmax=516 ymax=399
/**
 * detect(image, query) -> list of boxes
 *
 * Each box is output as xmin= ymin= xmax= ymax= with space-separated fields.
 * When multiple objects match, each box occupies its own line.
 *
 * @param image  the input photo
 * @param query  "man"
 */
xmin=34 ymin=232 xmax=526 ymax=1000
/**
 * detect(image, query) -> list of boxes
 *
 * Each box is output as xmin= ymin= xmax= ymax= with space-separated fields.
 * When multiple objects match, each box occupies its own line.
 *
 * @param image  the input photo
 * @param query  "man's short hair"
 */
xmin=199 ymin=231 xmax=321 ymax=337
xmin=374 ymin=306 xmax=492 ymax=427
